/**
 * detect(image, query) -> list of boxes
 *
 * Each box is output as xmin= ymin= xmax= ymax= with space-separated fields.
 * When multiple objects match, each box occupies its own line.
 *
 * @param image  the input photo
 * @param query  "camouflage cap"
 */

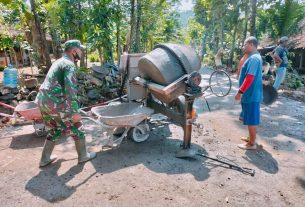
xmin=64 ymin=40 xmax=86 ymax=51
xmin=279 ymin=36 xmax=289 ymax=43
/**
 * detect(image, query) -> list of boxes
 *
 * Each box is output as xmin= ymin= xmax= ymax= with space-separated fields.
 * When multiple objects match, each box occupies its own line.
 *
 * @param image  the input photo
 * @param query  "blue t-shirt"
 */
xmin=274 ymin=46 xmax=288 ymax=68
xmin=239 ymin=52 xmax=263 ymax=103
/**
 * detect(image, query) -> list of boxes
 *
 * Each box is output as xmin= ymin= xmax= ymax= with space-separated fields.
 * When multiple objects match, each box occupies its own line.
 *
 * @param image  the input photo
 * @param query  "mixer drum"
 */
xmin=138 ymin=43 xmax=201 ymax=86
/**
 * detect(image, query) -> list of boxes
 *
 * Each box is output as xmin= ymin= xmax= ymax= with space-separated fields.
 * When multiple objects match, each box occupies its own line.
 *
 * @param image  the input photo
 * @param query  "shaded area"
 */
xmin=25 ymin=126 xmax=211 ymax=203
xmin=243 ymin=145 xmax=279 ymax=174
xmin=25 ymin=159 xmax=93 ymax=202
xmin=9 ymin=133 xmax=45 ymax=150
xmin=296 ymin=176 xmax=305 ymax=190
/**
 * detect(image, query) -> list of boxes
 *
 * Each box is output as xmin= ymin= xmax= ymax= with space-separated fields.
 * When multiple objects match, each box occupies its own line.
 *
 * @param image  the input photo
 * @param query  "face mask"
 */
xmin=73 ymin=51 xmax=80 ymax=61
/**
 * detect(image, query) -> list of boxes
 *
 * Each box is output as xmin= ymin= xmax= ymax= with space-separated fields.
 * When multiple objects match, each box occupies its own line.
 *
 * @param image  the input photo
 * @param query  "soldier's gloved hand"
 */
xmin=72 ymin=113 xmax=82 ymax=123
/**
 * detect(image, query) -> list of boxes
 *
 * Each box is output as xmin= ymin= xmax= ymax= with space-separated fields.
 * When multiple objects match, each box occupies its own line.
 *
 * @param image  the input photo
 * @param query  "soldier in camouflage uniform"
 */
xmin=36 ymin=40 xmax=96 ymax=167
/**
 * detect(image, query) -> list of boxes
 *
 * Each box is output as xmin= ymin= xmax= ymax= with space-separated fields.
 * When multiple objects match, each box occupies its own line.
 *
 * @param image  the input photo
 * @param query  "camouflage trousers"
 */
xmin=39 ymin=105 xmax=85 ymax=141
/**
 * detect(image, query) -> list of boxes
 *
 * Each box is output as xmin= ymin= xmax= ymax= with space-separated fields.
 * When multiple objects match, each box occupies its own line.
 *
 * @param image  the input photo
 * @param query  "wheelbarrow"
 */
xmin=0 ymin=101 xmax=46 ymax=136
xmin=81 ymin=102 xmax=154 ymax=148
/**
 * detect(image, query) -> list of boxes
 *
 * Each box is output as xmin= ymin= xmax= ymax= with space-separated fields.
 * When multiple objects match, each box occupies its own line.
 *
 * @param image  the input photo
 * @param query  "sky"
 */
xmin=178 ymin=0 xmax=194 ymax=11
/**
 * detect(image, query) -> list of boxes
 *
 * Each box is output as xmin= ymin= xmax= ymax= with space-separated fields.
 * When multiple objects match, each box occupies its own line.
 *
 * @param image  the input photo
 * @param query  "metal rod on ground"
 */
xmin=196 ymin=152 xmax=255 ymax=176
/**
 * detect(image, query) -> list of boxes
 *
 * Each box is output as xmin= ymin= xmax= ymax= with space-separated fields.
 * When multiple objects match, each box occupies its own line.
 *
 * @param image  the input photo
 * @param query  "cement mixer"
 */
xmin=138 ymin=43 xmax=201 ymax=86
xmin=117 ymin=43 xmax=204 ymax=157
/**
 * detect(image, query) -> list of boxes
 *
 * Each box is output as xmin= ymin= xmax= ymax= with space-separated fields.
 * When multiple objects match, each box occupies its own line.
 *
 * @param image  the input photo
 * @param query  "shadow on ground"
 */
xmin=243 ymin=145 xmax=279 ymax=174
xmin=296 ymin=176 xmax=305 ymax=190
xmin=9 ymin=133 xmax=45 ymax=150
xmin=25 ymin=126 xmax=211 ymax=203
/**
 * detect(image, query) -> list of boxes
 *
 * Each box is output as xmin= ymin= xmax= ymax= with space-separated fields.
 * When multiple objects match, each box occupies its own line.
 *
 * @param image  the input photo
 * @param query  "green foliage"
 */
xmin=190 ymin=0 xmax=305 ymax=68
xmin=257 ymin=0 xmax=305 ymax=37
xmin=88 ymin=52 xmax=100 ymax=63
xmin=87 ymin=0 xmax=116 ymax=62
xmin=284 ymin=69 xmax=305 ymax=89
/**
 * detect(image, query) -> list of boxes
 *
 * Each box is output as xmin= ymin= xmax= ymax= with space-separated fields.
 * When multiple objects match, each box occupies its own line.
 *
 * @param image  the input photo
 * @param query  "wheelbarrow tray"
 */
xmin=91 ymin=103 xmax=153 ymax=127
xmin=14 ymin=101 xmax=42 ymax=120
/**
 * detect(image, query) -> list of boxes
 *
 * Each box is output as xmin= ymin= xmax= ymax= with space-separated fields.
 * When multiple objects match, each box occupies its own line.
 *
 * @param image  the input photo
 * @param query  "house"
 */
xmin=0 ymin=26 xmax=53 ymax=68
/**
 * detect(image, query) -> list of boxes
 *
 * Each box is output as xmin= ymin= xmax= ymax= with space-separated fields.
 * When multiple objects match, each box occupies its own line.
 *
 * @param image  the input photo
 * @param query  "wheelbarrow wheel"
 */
xmin=33 ymin=121 xmax=47 ymax=137
xmin=128 ymin=124 xmax=150 ymax=143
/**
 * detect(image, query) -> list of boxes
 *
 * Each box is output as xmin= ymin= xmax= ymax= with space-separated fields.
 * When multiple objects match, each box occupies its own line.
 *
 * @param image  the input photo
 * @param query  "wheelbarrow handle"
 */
xmin=0 ymin=112 xmax=15 ymax=118
xmin=0 ymin=102 xmax=15 ymax=110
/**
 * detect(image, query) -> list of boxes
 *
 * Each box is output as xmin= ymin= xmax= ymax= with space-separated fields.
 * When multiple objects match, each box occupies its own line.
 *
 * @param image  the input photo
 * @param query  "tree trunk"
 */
xmin=130 ymin=0 xmax=136 ymax=52
xmin=229 ymin=4 xmax=240 ymax=68
xmin=117 ymin=27 xmax=121 ymax=63
xmin=117 ymin=0 xmax=122 ymax=64
xmin=78 ymin=2 xmax=85 ymax=67
xmin=250 ymin=0 xmax=257 ymax=36
xmin=29 ymin=21 xmax=44 ymax=68
xmin=135 ymin=0 xmax=142 ymax=53
xmin=200 ymin=33 xmax=208 ymax=62
xmin=50 ymin=29 xmax=61 ymax=59
xmin=30 ymin=0 xmax=52 ymax=73
xmin=98 ymin=48 xmax=103 ymax=66
xmin=220 ymin=17 xmax=224 ymax=48
xmin=241 ymin=0 xmax=249 ymax=51
xmin=9 ymin=48 xmax=18 ymax=68
xmin=300 ymin=51 xmax=304 ymax=69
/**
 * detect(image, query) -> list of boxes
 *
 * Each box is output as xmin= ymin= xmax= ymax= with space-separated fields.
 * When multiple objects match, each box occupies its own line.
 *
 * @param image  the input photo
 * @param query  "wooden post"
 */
xmin=20 ymin=48 xmax=25 ymax=67
xmin=4 ymin=49 xmax=8 ymax=66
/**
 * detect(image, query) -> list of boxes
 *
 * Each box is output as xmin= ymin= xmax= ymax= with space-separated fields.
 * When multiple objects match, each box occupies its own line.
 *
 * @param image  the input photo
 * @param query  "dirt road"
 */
xmin=0 ymin=69 xmax=304 ymax=207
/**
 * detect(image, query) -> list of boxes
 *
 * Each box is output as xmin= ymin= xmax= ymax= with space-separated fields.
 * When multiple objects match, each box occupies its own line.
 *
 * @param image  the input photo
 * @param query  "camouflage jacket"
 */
xmin=35 ymin=54 xmax=79 ymax=117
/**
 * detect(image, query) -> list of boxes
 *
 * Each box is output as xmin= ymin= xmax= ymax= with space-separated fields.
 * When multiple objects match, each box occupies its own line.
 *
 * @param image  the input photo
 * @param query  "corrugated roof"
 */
xmin=289 ymin=30 xmax=305 ymax=49
xmin=0 ymin=26 xmax=52 ymax=41
xmin=0 ymin=26 xmax=24 ymax=37
xmin=259 ymin=28 xmax=305 ymax=50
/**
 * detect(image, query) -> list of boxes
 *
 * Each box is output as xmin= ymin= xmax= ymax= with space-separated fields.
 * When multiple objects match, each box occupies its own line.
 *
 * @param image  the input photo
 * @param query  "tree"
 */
xmin=87 ymin=0 xmax=116 ymax=64
xmin=129 ymin=0 xmax=136 ymax=52
xmin=29 ymin=0 xmax=51 ymax=73
xmin=250 ymin=0 xmax=257 ymax=36
xmin=229 ymin=1 xmax=240 ymax=67
xmin=1 ymin=0 xmax=52 ymax=72
xmin=134 ymin=0 xmax=142 ymax=52
xmin=255 ymin=0 xmax=305 ymax=39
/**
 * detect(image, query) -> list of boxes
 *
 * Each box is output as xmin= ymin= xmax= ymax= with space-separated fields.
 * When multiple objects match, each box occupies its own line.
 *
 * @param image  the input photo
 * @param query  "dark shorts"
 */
xmin=241 ymin=102 xmax=260 ymax=126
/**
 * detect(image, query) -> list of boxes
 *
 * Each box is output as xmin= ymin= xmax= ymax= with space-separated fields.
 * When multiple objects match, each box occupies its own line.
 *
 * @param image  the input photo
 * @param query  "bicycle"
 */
xmin=202 ymin=66 xmax=232 ymax=97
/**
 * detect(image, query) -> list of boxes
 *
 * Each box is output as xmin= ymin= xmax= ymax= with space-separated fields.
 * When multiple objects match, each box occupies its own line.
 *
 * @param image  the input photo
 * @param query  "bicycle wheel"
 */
xmin=209 ymin=70 xmax=232 ymax=97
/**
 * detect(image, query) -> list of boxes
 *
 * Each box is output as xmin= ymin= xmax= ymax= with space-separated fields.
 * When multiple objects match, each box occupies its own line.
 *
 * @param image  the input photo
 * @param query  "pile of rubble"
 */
xmin=0 ymin=64 xmax=123 ymax=118
xmin=0 ymin=76 xmax=41 ymax=105
xmin=76 ymin=64 xmax=122 ymax=107
xmin=281 ymin=70 xmax=305 ymax=102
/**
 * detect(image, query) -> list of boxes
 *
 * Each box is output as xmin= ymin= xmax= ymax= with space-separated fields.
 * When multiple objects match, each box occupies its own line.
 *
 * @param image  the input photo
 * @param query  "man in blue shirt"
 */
xmin=272 ymin=36 xmax=289 ymax=90
xmin=235 ymin=36 xmax=263 ymax=150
